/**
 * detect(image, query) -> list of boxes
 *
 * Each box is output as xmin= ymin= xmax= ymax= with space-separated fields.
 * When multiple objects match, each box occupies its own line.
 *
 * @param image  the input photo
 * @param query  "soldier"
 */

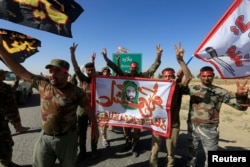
xmin=0 ymin=69 xmax=26 ymax=167
xmin=0 ymin=36 xmax=99 ymax=167
xmin=149 ymin=43 xmax=192 ymax=167
xmin=70 ymin=43 xmax=99 ymax=161
xmin=185 ymin=66 xmax=249 ymax=167
xmin=0 ymin=71 xmax=29 ymax=133
xmin=101 ymin=44 xmax=162 ymax=157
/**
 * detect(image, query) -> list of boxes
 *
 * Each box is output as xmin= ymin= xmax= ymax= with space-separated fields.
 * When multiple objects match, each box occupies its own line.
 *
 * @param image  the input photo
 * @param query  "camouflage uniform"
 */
xmin=0 ymin=80 xmax=21 ymax=167
xmin=32 ymin=76 xmax=88 ymax=167
xmin=184 ymin=84 xmax=248 ymax=167
xmin=149 ymin=83 xmax=188 ymax=167
xmin=106 ymin=57 xmax=161 ymax=155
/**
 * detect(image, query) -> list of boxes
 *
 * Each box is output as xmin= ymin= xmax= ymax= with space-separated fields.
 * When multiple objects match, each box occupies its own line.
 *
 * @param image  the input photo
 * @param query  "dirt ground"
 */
xmin=179 ymin=80 xmax=250 ymax=151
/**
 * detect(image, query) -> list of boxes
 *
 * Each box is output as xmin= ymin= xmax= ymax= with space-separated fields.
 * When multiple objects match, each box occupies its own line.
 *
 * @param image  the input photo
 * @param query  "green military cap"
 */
xmin=45 ymin=59 xmax=70 ymax=72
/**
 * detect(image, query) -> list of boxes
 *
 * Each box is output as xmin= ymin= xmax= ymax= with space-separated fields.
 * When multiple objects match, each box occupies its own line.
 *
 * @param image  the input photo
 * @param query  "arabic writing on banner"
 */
xmin=0 ymin=0 xmax=84 ymax=38
xmin=92 ymin=76 xmax=176 ymax=138
xmin=194 ymin=0 xmax=250 ymax=78
xmin=0 ymin=28 xmax=41 ymax=63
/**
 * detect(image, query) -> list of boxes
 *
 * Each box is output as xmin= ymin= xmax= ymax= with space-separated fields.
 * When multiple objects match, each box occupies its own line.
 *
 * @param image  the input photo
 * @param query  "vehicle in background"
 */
xmin=4 ymin=71 xmax=33 ymax=105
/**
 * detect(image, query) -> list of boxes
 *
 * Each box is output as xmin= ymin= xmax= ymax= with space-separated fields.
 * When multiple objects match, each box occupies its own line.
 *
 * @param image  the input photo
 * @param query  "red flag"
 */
xmin=0 ymin=28 xmax=41 ymax=63
xmin=0 ymin=0 xmax=84 ymax=38
xmin=194 ymin=0 xmax=250 ymax=78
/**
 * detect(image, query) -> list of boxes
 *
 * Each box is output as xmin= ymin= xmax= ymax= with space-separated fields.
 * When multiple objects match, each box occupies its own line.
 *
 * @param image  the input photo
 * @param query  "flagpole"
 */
xmin=186 ymin=56 xmax=194 ymax=65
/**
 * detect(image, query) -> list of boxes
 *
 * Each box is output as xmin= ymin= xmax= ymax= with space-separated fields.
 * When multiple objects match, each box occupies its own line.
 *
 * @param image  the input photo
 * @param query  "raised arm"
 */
xmin=0 ymin=35 xmax=34 ymax=82
xmin=70 ymin=43 xmax=81 ymax=71
xmin=155 ymin=44 xmax=163 ymax=63
xmin=143 ymin=44 xmax=163 ymax=77
xmin=174 ymin=42 xmax=192 ymax=86
xmin=116 ymin=54 xmax=120 ymax=68
xmin=102 ymin=48 xmax=124 ymax=76
xmin=91 ymin=52 xmax=97 ymax=73
xmin=102 ymin=48 xmax=110 ymax=63
xmin=70 ymin=43 xmax=91 ymax=83
xmin=91 ymin=52 xmax=96 ymax=64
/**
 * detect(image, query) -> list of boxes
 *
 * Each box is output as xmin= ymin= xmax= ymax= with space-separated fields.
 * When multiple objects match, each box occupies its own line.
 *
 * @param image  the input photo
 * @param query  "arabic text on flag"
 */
xmin=0 ymin=0 xmax=84 ymax=38
xmin=0 ymin=28 xmax=41 ymax=63
xmin=194 ymin=0 xmax=250 ymax=78
xmin=92 ymin=76 xmax=176 ymax=138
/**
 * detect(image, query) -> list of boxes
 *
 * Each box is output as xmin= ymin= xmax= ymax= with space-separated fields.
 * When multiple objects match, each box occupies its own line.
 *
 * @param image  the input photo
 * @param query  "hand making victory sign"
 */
xmin=236 ymin=79 xmax=250 ymax=106
xmin=174 ymin=42 xmax=184 ymax=61
xmin=236 ymin=79 xmax=249 ymax=95
xmin=156 ymin=44 xmax=163 ymax=56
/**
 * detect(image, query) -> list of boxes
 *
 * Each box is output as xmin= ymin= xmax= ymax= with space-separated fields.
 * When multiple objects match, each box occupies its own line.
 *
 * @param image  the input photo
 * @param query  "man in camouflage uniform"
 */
xmin=70 ymin=43 xmax=99 ymax=161
xmin=185 ymin=66 xmax=249 ymax=167
xmin=0 ymin=69 xmax=25 ymax=167
xmin=0 ymin=36 xmax=99 ymax=167
xmin=101 ymin=44 xmax=162 ymax=157
xmin=6 ymin=73 xmax=30 ymax=133
xmin=99 ymin=66 xmax=112 ymax=148
xmin=149 ymin=43 xmax=192 ymax=167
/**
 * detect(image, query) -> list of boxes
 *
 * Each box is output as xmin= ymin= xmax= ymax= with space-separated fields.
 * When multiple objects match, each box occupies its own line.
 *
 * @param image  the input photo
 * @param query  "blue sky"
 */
xmin=0 ymin=0 xmax=234 ymax=77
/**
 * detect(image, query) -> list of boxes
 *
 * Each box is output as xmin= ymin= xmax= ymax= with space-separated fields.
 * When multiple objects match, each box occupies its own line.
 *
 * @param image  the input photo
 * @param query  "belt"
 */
xmin=43 ymin=126 xmax=76 ymax=137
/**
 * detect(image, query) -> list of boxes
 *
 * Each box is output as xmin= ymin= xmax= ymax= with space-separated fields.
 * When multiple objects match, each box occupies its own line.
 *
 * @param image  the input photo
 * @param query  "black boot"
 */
xmin=120 ymin=138 xmax=132 ymax=152
xmin=132 ymin=144 xmax=139 ymax=157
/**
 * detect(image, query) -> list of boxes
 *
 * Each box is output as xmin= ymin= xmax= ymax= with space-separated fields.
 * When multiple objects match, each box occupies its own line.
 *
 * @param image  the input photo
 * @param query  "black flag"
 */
xmin=0 ymin=28 xmax=41 ymax=63
xmin=0 ymin=0 xmax=84 ymax=38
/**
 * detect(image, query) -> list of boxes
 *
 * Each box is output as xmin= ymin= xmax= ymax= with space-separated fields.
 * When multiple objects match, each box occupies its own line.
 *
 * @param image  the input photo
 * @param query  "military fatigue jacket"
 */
xmin=32 ymin=77 xmax=88 ymax=134
xmin=106 ymin=59 xmax=161 ymax=78
xmin=0 ymin=81 xmax=21 ymax=125
xmin=184 ymin=84 xmax=248 ymax=124
xmin=74 ymin=67 xmax=92 ymax=101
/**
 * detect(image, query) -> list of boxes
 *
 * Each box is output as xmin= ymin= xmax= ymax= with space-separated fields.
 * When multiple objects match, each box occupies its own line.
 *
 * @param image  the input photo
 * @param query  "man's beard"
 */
xmin=50 ymin=77 xmax=64 ymax=87
xmin=127 ymin=96 xmax=135 ymax=102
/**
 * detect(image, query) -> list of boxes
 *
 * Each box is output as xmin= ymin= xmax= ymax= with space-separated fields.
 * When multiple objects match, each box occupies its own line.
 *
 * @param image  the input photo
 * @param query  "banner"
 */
xmin=194 ymin=0 xmax=250 ymax=78
xmin=0 ymin=28 xmax=41 ymax=63
xmin=0 ymin=0 xmax=84 ymax=38
xmin=92 ymin=75 xmax=176 ymax=138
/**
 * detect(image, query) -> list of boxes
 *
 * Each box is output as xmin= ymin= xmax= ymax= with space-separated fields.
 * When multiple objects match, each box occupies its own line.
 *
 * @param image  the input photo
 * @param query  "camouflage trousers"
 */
xmin=149 ymin=128 xmax=179 ymax=167
xmin=187 ymin=122 xmax=219 ymax=167
xmin=123 ymin=127 xmax=140 ymax=147
xmin=99 ymin=125 xmax=108 ymax=141
xmin=0 ymin=121 xmax=14 ymax=167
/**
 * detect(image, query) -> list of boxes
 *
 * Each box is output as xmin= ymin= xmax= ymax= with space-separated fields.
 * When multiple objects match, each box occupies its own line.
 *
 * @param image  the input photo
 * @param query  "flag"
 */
xmin=0 ymin=0 xmax=84 ymax=38
xmin=0 ymin=28 xmax=41 ymax=63
xmin=92 ymin=75 xmax=176 ymax=138
xmin=117 ymin=45 xmax=129 ymax=53
xmin=194 ymin=0 xmax=250 ymax=78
